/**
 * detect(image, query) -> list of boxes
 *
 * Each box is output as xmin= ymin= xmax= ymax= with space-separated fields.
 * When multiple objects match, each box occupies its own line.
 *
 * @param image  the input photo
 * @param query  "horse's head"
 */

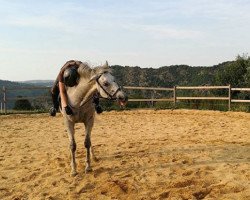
xmin=90 ymin=61 xmax=128 ymax=106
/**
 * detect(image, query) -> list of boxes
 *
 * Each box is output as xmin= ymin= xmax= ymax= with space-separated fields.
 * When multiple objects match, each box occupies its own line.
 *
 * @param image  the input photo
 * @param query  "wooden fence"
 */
xmin=1 ymin=85 xmax=250 ymax=114
xmin=124 ymin=85 xmax=250 ymax=110
xmin=1 ymin=86 xmax=51 ymax=114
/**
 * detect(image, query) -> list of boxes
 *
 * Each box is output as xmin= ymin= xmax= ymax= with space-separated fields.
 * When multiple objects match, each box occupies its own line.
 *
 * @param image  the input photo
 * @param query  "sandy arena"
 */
xmin=0 ymin=109 xmax=249 ymax=200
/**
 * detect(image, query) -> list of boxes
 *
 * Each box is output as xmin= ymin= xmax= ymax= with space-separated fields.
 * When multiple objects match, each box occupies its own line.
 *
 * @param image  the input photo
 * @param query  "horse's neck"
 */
xmin=67 ymin=79 xmax=97 ymax=107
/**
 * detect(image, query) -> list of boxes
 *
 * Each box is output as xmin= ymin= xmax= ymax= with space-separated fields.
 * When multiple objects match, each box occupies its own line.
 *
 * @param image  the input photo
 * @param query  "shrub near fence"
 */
xmin=1 ymin=85 xmax=250 ymax=114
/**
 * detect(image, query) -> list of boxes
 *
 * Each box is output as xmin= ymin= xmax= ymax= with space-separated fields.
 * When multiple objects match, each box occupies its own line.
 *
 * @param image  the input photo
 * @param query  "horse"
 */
xmin=60 ymin=61 xmax=127 ymax=176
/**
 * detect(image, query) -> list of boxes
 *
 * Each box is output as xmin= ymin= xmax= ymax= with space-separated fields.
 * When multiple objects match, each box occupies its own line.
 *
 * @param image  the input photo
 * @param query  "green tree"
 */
xmin=215 ymin=54 xmax=249 ymax=87
xmin=13 ymin=97 xmax=32 ymax=110
xmin=243 ymin=58 xmax=250 ymax=87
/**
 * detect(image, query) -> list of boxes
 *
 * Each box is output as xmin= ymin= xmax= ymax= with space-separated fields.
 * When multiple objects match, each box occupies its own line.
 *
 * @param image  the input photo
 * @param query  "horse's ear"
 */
xmin=104 ymin=61 xmax=109 ymax=68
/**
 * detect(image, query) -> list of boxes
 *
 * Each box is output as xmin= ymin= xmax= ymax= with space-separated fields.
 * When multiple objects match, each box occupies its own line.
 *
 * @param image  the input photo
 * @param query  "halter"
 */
xmin=96 ymin=73 xmax=121 ymax=100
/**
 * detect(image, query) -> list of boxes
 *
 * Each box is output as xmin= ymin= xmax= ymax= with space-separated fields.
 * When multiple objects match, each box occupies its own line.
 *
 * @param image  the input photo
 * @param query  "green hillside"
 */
xmin=111 ymin=64 xmax=219 ymax=87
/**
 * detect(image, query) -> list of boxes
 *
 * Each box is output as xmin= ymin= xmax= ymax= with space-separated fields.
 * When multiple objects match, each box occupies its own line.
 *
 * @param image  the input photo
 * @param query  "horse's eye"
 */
xmin=103 ymin=82 xmax=110 ymax=87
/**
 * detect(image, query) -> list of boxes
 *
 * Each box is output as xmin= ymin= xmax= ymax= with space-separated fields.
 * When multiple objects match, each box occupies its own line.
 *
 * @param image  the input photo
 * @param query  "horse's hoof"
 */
xmin=85 ymin=167 xmax=93 ymax=173
xmin=71 ymin=171 xmax=78 ymax=177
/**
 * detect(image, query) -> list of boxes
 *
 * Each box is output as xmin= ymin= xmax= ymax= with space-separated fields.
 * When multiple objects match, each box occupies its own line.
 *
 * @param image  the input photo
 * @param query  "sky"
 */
xmin=0 ymin=0 xmax=250 ymax=81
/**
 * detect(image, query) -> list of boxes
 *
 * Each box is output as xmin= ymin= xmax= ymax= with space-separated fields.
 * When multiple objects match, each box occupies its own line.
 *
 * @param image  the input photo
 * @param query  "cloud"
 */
xmin=139 ymin=25 xmax=203 ymax=40
xmin=122 ymin=23 xmax=204 ymax=40
xmin=177 ymin=0 xmax=250 ymax=21
xmin=4 ymin=15 xmax=66 ymax=30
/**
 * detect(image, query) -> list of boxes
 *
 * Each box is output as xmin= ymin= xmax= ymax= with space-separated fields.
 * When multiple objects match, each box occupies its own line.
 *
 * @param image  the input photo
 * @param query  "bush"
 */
xmin=13 ymin=98 xmax=32 ymax=110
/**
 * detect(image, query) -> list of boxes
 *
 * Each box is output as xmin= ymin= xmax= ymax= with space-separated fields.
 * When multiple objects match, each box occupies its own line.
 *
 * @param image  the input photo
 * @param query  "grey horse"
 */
xmin=61 ymin=61 xmax=127 ymax=176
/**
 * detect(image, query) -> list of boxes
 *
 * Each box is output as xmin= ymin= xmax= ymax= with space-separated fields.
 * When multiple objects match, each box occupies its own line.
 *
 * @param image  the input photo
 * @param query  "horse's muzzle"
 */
xmin=117 ymin=93 xmax=128 ymax=106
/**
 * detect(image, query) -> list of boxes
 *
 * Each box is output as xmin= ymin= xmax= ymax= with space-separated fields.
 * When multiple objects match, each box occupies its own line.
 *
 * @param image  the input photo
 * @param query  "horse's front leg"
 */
xmin=65 ymin=119 xmax=77 ymax=176
xmin=84 ymin=116 xmax=94 ymax=173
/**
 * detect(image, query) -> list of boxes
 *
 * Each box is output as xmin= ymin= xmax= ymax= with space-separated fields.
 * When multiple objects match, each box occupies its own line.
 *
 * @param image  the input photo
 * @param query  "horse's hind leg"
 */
xmin=84 ymin=116 xmax=94 ymax=173
xmin=65 ymin=120 xmax=77 ymax=176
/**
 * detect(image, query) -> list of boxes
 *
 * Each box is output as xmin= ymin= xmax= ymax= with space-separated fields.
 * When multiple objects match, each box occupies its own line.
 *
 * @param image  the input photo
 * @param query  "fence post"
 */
xmin=173 ymin=86 xmax=176 ymax=108
xmin=3 ymin=86 xmax=7 ymax=114
xmin=151 ymin=90 xmax=155 ymax=107
xmin=0 ymin=86 xmax=2 ymax=113
xmin=228 ymin=84 xmax=231 ymax=111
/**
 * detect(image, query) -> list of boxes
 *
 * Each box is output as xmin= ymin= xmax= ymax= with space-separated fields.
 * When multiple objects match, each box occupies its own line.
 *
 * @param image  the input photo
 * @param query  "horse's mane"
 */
xmin=78 ymin=62 xmax=112 ymax=78
xmin=77 ymin=62 xmax=92 ymax=78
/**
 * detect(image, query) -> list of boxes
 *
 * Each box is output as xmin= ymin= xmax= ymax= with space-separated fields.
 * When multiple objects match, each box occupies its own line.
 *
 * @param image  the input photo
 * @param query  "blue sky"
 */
xmin=0 ymin=0 xmax=250 ymax=81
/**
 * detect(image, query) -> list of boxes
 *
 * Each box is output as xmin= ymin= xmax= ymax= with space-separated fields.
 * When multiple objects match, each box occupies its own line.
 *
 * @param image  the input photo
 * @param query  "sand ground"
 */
xmin=0 ymin=109 xmax=249 ymax=200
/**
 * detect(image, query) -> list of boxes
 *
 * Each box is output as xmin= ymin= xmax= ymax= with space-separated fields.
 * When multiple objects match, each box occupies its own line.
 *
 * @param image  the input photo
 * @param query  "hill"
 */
xmin=0 ymin=79 xmax=32 ymax=89
xmin=20 ymin=80 xmax=54 ymax=87
xmin=111 ymin=64 xmax=221 ymax=87
xmin=0 ymin=63 xmax=221 ymax=89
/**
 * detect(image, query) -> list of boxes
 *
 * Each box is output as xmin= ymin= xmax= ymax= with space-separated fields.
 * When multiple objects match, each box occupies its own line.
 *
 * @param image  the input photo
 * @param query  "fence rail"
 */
xmin=1 ymin=85 xmax=250 ymax=114
xmin=231 ymin=88 xmax=250 ymax=91
xmin=7 ymin=96 xmax=51 ymax=101
xmin=123 ymin=86 xmax=174 ymax=91
xmin=5 ymin=86 xmax=50 ymax=91
xmin=175 ymin=86 xmax=229 ymax=90
xmin=176 ymin=97 xmax=229 ymax=100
